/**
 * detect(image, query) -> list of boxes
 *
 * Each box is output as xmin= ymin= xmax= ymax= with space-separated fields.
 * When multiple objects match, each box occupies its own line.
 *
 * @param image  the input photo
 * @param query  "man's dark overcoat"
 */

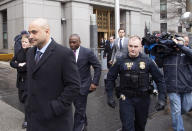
xmin=26 ymin=40 xmax=80 ymax=131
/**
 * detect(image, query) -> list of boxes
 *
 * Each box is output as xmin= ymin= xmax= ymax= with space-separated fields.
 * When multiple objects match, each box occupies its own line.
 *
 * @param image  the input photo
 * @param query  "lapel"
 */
xmin=123 ymin=38 xmax=127 ymax=48
xmin=77 ymin=46 xmax=83 ymax=65
xmin=118 ymin=38 xmax=121 ymax=50
xmin=32 ymin=40 xmax=56 ymax=74
xmin=114 ymin=38 xmax=119 ymax=49
xmin=29 ymin=47 xmax=37 ymax=71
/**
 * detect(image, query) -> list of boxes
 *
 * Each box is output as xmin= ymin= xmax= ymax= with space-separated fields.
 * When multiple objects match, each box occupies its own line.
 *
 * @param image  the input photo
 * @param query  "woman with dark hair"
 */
xmin=10 ymin=33 xmax=31 ymax=129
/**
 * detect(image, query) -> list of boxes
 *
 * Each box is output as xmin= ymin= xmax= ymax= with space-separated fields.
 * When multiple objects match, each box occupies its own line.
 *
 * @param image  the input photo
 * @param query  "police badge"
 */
xmin=125 ymin=62 xmax=133 ymax=70
xmin=139 ymin=62 xmax=145 ymax=69
xmin=120 ymin=94 xmax=126 ymax=101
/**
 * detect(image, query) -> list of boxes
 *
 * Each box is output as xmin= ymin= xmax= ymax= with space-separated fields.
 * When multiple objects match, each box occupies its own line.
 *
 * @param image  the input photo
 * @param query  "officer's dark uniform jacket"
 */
xmin=155 ymin=45 xmax=192 ymax=93
xmin=106 ymin=53 xmax=166 ymax=98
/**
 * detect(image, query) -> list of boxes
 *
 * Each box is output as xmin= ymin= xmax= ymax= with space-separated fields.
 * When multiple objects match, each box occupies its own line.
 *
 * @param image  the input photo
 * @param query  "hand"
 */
xmin=172 ymin=38 xmax=178 ymax=45
xmin=18 ymin=62 xmax=26 ymax=67
xmin=108 ymin=60 xmax=113 ymax=65
xmin=153 ymin=89 xmax=158 ymax=96
xmin=155 ymin=100 xmax=166 ymax=111
xmin=107 ymin=96 xmax=116 ymax=108
xmin=89 ymin=84 xmax=97 ymax=92
xmin=172 ymin=38 xmax=184 ymax=48
xmin=103 ymin=56 xmax=107 ymax=59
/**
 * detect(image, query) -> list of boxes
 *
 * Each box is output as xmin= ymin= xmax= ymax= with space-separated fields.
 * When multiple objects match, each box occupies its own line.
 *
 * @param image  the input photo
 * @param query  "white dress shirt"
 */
xmin=74 ymin=46 xmax=80 ymax=62
xmin=36 ymin=38 xmax=52 ymax=58
xmin=118 ymin=37 xmax=125 ymax=48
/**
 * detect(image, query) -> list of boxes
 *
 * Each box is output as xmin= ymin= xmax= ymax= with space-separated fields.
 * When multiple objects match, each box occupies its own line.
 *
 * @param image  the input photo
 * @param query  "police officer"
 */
xmin=106 ymin=36 xmax=166 ymax=131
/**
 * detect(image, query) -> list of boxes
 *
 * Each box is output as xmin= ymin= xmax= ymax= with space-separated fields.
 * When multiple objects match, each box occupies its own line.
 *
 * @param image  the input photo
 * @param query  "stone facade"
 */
xmin=151 ymin=0 xmax=160 ymax=33
xmin=166 ymin=1 xmax=186 ymax=33
xmin=0 ymin=0 xmax=154 ymax=49
xmin=152 ymin=0 xmax=187 ymax=34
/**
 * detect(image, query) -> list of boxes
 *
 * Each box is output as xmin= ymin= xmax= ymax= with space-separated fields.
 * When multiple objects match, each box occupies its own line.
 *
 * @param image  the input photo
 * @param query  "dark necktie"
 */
xmin=73 ymin=50 xmax=76 ymax=58
xmin=35 ymin=51 xmax=42 ymax=64
xmin=120 ymin=39 xmax=122 ymax=50
xmin=110 ymin=43 xmax=113 ymax=49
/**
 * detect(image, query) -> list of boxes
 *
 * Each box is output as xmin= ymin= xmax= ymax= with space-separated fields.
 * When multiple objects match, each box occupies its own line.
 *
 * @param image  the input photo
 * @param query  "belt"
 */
xmin=122 ymin=90 xmax=149 ymax=97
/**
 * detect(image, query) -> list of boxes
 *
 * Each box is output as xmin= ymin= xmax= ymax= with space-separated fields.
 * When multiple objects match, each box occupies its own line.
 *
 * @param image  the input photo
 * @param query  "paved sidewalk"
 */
xmin=146 ymin=110 xmax=192 ymax=131
xmin=0 ymin=61 xmax=192 ymax=131
xmin=0 ymin=100 xmax=25 ymax=131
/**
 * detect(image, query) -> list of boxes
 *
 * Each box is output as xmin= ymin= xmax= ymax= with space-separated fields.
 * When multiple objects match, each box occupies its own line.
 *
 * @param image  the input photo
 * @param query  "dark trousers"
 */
xmin=73 ymin=94 xmax=88 ymax=131
xmin=119 ymin=95 xmax=150 ymax=131
xmin=18 ymin=89 xmax=25 ymax=103
xmin=17 ymin=81 xmax=26 ymax=103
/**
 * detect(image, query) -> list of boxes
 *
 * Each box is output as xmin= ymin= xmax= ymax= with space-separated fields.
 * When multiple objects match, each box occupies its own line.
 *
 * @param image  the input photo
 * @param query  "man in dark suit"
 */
xmin=69 ymin=34 xmax=101 ymax=131
xmin=103 ymin=36 xmax=115 ymax=69
xmin=110 ymin=28 xmax=129 ymax=64
xmin=26 ymin=18 xmax=80 ymax=131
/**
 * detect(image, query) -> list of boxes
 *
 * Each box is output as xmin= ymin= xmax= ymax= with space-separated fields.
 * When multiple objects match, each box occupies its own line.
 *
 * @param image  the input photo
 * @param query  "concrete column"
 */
xmin=0 ymin=12 xmax=3 ymax=49
xmin=125 ymin=11 xmax=130 ymax=37
xmin=7 ymin=0 xmax=24 ymax=49
xmin=64 ymin=2 xmax=91 ymax=48
xmin=186 ymin=0 xmax=192 ymax=12
xmin=115 ymin=0 xmax=120 ymax=38
xmin=90 ymin=14 xmax=97 ymax=50
xmin=129 ymin=11 xmax=142 ymax=37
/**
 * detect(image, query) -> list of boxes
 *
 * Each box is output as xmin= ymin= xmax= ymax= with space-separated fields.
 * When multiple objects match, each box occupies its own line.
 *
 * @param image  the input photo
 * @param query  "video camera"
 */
xmin=142 ymin=32 xmax=182 ymax=57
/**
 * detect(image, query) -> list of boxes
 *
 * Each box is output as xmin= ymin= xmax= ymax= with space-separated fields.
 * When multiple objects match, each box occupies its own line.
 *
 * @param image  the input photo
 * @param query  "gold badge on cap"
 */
xmin=125 ymin=62 xmax=133 ymax=70
xmin=139 ymin=62 xmax=145 ymax=69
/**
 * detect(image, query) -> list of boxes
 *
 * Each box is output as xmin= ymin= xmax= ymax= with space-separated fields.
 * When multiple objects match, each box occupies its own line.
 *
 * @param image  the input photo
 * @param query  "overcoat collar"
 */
xmin=30 ymin=40 xmax=56 ymax=74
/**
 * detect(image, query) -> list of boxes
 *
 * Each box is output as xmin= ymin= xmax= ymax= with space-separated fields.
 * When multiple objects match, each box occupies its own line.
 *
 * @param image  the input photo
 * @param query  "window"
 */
xmin=178 ymin=0 xmax=182 ymax=3
xmin=178 ymin=26 xmax=182 ymax=33
xmin=160 ymin=0 xmax=167 ymax=19
xmin=2 ymin=10 xmax=8 ymax=49
xmin=178 ymin=8 xmax=182 ymax=15
xmin=161 ymin=23 xmax=167 ymax=33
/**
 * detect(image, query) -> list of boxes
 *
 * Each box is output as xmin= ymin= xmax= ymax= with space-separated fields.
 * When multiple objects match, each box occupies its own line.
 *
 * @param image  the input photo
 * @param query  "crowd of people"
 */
xmin=10 ymin=18 xmax=192 ymax=131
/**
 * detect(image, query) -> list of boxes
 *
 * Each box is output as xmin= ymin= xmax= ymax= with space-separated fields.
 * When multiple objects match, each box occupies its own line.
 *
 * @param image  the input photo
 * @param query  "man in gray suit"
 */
xmin=110 ymin=28 xmax=129 ymax=64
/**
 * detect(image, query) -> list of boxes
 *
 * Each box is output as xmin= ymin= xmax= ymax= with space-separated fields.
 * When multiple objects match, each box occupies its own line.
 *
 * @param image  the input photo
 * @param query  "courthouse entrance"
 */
xmin=93 ymin=8 xmax=115 ymax=48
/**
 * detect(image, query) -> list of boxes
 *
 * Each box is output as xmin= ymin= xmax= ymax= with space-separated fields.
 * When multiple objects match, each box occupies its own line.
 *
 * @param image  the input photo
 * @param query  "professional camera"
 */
xmin=142 ymin=32 xmax=158 ymax=46
xmin=142 ymin=32 xmax=182 ymax=57
xmin=142 ymin=33 xmax=158 ymax=54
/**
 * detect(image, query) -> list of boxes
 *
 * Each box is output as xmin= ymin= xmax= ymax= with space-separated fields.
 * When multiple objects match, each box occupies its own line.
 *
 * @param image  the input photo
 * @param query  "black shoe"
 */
xmin=22 ymin=121 xmax=27 ymax=129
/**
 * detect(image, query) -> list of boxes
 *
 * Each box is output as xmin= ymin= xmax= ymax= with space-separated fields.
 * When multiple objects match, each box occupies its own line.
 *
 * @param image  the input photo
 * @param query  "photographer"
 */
xmin=155 ymin=36 xmax=192 ymax=131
